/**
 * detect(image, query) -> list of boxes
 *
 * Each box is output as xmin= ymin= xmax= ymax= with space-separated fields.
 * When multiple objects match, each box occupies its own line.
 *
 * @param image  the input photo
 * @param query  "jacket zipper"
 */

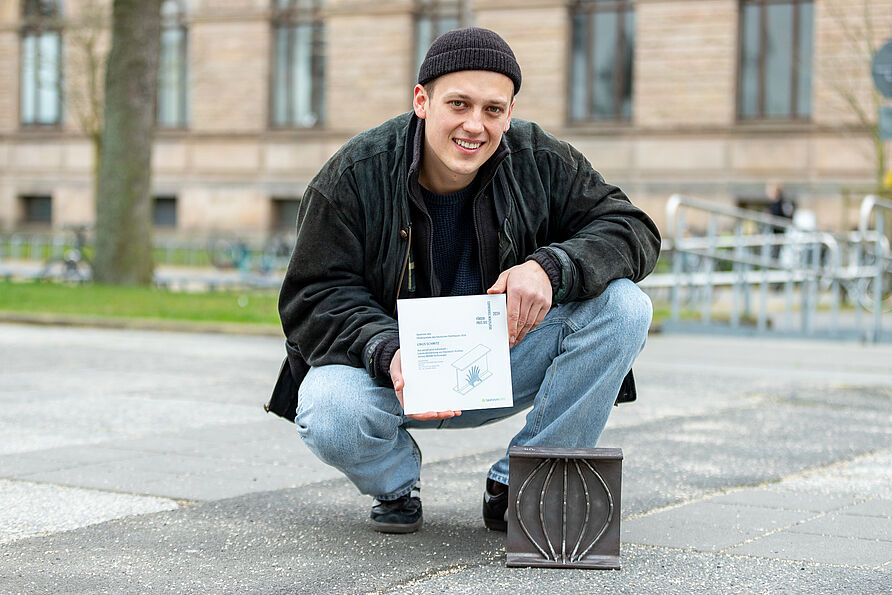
xmin=472 ymin=194 xmax=487 ymax=286
xmin=393 ymin=225 xmax=412 ymax=316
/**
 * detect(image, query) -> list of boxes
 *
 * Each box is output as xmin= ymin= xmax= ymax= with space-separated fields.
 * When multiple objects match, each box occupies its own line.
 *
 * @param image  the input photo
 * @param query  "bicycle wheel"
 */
xmin=208 ymin=238 xmax=237 ymax=269
xmin=61 ymin=258 xmax=92 ymax=283
xmin=39 ymin=258 xmax=67 ymax=281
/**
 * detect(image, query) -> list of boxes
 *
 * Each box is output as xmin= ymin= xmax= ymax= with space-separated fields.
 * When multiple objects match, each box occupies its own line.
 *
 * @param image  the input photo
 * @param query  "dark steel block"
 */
xmin=506 ymin=446 xmax=623 ymax=569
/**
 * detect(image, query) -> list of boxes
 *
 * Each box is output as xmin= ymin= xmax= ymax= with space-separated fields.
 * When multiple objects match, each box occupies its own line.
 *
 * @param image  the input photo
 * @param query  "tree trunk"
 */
xmin=93 ymin=0 xmax=162 ymax=285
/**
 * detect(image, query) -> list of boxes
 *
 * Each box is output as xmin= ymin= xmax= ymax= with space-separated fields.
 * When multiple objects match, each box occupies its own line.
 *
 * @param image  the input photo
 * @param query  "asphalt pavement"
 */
xmin=0 ymin=322 xmax=890 ymax=593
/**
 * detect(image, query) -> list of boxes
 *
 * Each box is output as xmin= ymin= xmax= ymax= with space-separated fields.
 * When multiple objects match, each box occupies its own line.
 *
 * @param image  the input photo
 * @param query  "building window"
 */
xmin=271 ymin=0 xmax=325 ymax=128
xmin=568 ymin=0 xmax=634 ymax=123
xmin=153 ymin=196 xmax=177 ymax=228
xmin=20 ymin=194 xmax=53 ymax=226
xmin=271 ymin=197 xmax=300 ymax=232
xmin=414 ymin=1 xmax=468 ymax=76
xmin=158 ymin=0 xmax=188 ymax=128
xmin=738 ymin=0 xmax=813 ymax=120
xmin=21 ymin=0 xmax=64 ymax=126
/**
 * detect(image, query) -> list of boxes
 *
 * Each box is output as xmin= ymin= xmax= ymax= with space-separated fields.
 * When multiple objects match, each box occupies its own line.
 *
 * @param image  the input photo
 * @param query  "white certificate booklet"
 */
xmin=397 ymin=294 xmax=513 ymax=415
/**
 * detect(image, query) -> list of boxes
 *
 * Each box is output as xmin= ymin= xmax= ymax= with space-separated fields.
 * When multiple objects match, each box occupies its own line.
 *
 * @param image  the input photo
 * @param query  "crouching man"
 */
xmin=269 ymin=27 xmax=661 ymax=534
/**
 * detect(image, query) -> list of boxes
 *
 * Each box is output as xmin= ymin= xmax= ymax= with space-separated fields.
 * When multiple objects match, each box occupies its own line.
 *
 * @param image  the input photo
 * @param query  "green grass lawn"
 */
xmin=0 ymin=280 xmax=280 ymax=326
xmin=0 ymin=280 xmax=678 ymax=329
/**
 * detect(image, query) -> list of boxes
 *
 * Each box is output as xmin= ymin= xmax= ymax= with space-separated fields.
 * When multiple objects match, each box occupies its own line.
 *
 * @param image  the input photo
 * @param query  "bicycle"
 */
xmin=207 ymin=237 xmax=250 ymax=271
xmin=208 ymin=234 xmax=292 ymax=276
xmin=39 ymin=225 xmax=93 ymax=283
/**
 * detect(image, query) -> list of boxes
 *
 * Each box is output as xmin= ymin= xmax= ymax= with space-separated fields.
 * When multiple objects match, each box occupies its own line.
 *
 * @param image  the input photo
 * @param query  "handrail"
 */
xmin=666 ymin=193 xmax=842 ymax=277
xmin=858 ymin=194 xmax=892 ymax=236
xmin=665 ymin=194 xmax=813 ymax=239
xmin=660 ymin=193 xmax=888 ymax=342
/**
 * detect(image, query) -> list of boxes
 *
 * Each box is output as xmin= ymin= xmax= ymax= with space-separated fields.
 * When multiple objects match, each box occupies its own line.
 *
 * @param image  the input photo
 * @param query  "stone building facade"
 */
xmin=1 ymin=0 xmax=890 ymax=237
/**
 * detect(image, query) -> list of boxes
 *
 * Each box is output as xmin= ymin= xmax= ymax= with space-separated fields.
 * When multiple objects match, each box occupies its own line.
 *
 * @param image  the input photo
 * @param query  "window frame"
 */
xmin=157 ymin=0 xmax=189 ymax=129
xmin=270 ymin=196 xmax=302 ymax=233
xmin=152 ymin=195 xmax=178 ymax=229
xmin=19 ymin=194 xmax=53 ymax=227
xmin=268 ymin=0 xmax=326 ymax=129
xmin=413 ymin=0 xmax=469 ymax=79
xmin=20 ymin=0 xmax=65 ymax=128
xmin=736 ymin=0 xmax=813 ymax=122
xmin=566 ymin=0 xmax=635 ymax=125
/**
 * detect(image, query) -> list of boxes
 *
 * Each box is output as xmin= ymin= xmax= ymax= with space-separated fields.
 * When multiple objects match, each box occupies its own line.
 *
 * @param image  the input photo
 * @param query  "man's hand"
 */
xmin=390 ymin=349 xmax=462 ymax=421
xmin=487 ymin=260 xmax=552 ymax=347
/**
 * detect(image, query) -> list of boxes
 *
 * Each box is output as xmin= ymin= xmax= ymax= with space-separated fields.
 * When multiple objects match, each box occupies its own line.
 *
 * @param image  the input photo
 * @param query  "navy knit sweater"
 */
xmin=420 ymin=185 xmax=482 ymax=296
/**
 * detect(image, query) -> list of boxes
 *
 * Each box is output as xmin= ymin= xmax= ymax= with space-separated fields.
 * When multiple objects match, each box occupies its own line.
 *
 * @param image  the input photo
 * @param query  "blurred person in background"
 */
xmin=766 ymin=182 xmax=796 ymax=260
xmin=767 ymin=182 xmax=795 ymax=225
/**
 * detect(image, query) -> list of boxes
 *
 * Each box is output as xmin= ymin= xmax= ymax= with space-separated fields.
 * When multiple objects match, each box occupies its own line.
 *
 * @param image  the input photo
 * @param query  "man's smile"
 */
xmin=453 ymin=138 xmax=484 ymax=152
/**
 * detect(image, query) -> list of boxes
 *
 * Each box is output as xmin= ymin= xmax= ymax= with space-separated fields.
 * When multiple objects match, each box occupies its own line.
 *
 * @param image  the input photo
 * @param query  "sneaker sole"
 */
xmin=483 ymin=516 xmax=507 ymax=532
xmin=370 ymin=517 xmax=423 ymax=534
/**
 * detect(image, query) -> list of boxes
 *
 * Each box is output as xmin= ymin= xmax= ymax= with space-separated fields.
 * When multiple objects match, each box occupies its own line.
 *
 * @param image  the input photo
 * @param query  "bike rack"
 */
xmin=649 ymin=194 xmax=891 ymax=342
xmin=855 ymin=196 xmax=892 ymax=341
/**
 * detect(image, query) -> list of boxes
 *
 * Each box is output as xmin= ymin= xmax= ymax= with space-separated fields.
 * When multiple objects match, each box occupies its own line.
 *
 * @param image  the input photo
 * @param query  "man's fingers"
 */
xmin=514 ymin=299 xmax=551 ymax=345
xmin=532 ymin=304 xmax=548 ymax=329
xmin=487 ymin=271 xmax=509 ymax=294
xmin=518 ymin=297 xmax=536 ymax=333
xmin=507 ymin=293 xmax=523 ymax=344
xmin=408 ymin=410 xmax=462 ymax=421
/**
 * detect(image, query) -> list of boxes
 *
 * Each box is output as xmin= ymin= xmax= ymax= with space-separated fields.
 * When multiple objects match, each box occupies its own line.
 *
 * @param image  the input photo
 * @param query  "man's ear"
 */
xmin=412 ymin=84 xmax=428 ymax=119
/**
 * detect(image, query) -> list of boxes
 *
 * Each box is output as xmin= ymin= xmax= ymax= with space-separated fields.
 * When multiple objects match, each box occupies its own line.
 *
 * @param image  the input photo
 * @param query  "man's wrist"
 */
xmin=363 ymin=332 xmax=399 ymax=381
xmin=376 ymin=337 xmax=400 ymax=381
xmin=527 ymin=249 xmax=561 ymax=296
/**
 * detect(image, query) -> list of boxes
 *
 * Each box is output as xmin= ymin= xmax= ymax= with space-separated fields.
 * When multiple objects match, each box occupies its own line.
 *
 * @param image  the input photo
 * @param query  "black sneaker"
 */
xmin=482 ymin=478 xmax=508 ymax=532
xmin=370 ymin=487 xmax=422 ymax=534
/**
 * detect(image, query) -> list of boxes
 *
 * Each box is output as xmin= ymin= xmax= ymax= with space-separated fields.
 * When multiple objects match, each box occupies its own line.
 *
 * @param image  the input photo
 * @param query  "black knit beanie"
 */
xmin=417 ymin=27 xmax=522 ymax=95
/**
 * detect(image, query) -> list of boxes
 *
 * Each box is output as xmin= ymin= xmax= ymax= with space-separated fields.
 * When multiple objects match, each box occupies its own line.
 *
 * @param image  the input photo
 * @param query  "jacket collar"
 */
xmin=404 ymin=113 xmax=510 ymax=201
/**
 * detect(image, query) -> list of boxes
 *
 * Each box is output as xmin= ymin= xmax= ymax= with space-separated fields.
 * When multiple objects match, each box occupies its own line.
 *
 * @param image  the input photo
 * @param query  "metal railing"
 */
xmin=0 ymin=230 xmax=293 ymax=289
xmin=854 ymin=195 xmax=892 ymax=336
xmin=645 ymin=194 xmax=891 ymax=342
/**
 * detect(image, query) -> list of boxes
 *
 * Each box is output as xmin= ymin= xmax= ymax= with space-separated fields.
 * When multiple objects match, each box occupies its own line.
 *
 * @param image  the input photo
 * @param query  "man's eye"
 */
xmin=451 ymin=100 xmax=464 ymax=108
xmin=487 ymin=107 xmax=503 ymax=114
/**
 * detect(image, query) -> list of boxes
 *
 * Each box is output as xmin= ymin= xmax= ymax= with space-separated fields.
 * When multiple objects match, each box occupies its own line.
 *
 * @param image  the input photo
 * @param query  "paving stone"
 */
xmin=0 ymin=446 xmax=146 ymax=477
xmin=172 ymin=421 xmax=283 ymax=444
xmin=839 ymin=498 xmax=892 ymax=518
xmin=15 ymin=455 xmax=340 ymax=501
xmin=622 ymin=502 xmax=812 ymax=552
xmin=125 ymin=454 xmax=267 ymax=476
xmin=789 ymin=511 xmax=892 ymax=542
xmin=21 ymin=465 xmax=175 ymax=495
xmin=0 ymin=395 xmax=263 ymax=456
xmin=0 ymin=479 xmax=178 ymax=544
xmin=729 ymin=531 xmax=892 ymax=567
xmin=705 ymin=487 xmax=858 ymax=512
xmin=381 ymin=544 xmax=892 ymax=595
xmin=149 ymin=439 xmax=316 ymax=467
xmin=778 ymin=450 xmax=892 ymax=499
xmin=134 ymin=473 xmax=328 ymax=501
xmin=99 ymin=435 xmax=209 ymax=454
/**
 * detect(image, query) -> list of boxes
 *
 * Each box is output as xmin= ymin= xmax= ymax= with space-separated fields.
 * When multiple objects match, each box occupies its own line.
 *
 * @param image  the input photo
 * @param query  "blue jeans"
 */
xmin=295 ymin=278 xmax=652 ymax=500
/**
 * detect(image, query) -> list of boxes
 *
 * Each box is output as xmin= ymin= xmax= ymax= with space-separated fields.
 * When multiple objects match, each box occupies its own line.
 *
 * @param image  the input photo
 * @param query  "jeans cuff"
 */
xmin=487 ymin=470 xmax=509 ymax=487
xmin=375 ymin=483 xmax=416 ymax=501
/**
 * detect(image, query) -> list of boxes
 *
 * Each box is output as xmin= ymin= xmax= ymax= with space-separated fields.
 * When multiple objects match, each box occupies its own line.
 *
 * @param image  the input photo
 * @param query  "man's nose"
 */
xmin=463 ymin=109 xmax=484 ymax=134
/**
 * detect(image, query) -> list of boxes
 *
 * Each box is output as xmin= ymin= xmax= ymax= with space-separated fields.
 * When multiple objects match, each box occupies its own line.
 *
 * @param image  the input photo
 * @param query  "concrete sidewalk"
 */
xmin=0 ymin=323 xmax=890 ymax=593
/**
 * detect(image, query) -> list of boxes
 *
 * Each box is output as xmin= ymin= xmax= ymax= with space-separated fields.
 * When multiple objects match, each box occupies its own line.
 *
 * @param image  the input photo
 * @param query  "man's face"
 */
xmin=412 ymin=70 xmax=515 ymax=194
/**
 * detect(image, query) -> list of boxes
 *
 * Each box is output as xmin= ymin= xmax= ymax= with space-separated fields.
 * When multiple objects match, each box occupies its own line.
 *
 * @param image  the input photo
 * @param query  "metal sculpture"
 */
xmin=506 ymin=446 xmax=622 ymax=569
